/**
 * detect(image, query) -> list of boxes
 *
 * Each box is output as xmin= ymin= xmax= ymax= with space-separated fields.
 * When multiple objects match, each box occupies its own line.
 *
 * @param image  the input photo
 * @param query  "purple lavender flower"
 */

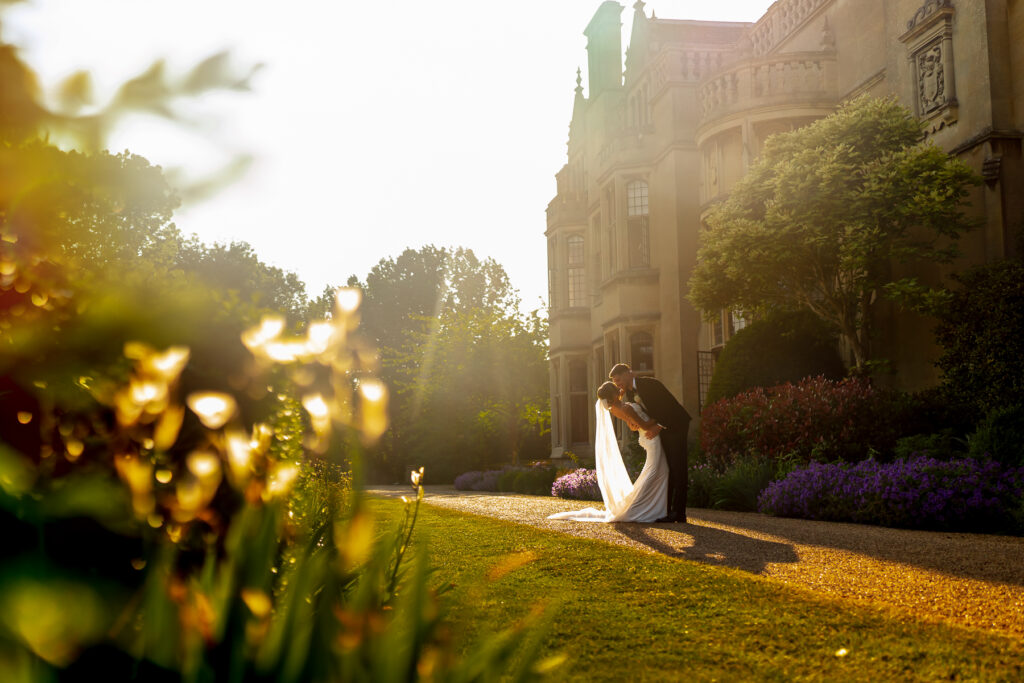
xmin=758 ymin=456 xmax=1024 ymax=532
xmin=551 ymin=468 xmax=602 ymax=501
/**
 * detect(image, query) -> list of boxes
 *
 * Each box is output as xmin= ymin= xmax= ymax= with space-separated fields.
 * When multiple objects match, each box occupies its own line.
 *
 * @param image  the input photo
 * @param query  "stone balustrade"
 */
xmin=698 ymin=52 xmax=837 ymax=124
xmin=749 ymin=0 xmax=833 ymax=57
xmin=650 ymin=47 xmax=734 ymax=93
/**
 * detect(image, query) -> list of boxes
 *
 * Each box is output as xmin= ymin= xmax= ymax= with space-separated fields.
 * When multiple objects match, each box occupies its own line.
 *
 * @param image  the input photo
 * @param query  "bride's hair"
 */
xmin=596 ymin=381 xmax=620 ymax=404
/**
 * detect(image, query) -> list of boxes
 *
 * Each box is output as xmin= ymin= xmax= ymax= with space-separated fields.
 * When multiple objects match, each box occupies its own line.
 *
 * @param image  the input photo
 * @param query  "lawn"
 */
xmin=369 ymin=497 xmax=1023 ymax=682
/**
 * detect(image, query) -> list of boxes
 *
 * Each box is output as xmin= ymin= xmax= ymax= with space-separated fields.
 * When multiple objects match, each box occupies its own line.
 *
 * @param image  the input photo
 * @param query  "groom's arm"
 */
xmin=641 ymin=378 xmax=691 ymax=426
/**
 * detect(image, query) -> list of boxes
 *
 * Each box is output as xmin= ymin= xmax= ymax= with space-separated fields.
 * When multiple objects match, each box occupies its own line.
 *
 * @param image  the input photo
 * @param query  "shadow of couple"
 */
xmin=609 ymin=521 xmax=798 ymax=574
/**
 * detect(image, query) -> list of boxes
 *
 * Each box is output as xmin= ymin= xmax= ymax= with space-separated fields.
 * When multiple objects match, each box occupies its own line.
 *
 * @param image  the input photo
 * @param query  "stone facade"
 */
xmin=545 ymin=0 xmax=1023 ymax=458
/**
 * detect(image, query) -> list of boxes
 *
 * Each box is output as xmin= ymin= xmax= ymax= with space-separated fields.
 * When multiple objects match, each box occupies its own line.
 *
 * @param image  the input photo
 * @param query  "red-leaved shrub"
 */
xmin=700 ymin=376 xmax=901 ymax=467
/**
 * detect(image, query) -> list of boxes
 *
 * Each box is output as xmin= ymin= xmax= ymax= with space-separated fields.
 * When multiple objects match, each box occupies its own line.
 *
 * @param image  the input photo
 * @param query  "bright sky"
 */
xmin=4 ymin=0 xmax=775 ymax=312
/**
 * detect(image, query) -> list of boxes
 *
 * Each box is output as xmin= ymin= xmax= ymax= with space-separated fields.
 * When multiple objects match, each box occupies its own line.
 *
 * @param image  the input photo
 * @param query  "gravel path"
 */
xmin=367 ymin=485 xmax=1024 ymax=639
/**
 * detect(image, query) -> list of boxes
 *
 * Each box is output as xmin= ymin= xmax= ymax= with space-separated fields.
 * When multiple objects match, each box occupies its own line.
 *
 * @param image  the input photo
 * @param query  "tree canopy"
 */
xmin=688 ymin=96 xmax=980 ymax=374
xmin=345 ymin=245 xmax=520 ymax=350
xmin=333 ymin=247 xmax=549 ymax=482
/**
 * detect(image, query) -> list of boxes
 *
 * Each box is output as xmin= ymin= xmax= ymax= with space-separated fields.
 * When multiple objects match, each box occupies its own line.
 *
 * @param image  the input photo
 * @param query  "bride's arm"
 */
xmin=608 ymin=404 xmax=640 ymax=430
xmin=618 ymin=404 xmax=658 ymax=431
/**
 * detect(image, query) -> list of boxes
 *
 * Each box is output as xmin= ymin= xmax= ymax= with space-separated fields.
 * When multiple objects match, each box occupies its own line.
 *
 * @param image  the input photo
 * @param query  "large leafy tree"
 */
xmin=335 ymin=247 xmax=548 ymax=482
xmin=688 ymin=96 xmax=980 ymax=374
xmin=345 ymin=245 xmax=520 ymax=348
xmin=387 ymin=306 xmax=549 ymax=481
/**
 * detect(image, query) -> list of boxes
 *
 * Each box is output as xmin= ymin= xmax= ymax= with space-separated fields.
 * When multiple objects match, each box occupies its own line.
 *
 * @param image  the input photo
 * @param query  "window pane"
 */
xmin=568 ymin=267 xmax=585 ymax=307
xmin=567 ymin=235 xmax=584 ymax=265
xmin=631 ymin=332 xmax=654 ymax=372
xmin=628 ymin=216 xmax=649 ymax=268
xmin=730 ymin=311 xmax=748 ymax=334
xmin=627 ymin=181 xmax=648 ymax=216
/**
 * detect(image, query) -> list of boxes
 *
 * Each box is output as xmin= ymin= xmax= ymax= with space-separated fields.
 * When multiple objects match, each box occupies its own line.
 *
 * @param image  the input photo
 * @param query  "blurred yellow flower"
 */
xmin=187 ymin=392 xmax=236 ymax=429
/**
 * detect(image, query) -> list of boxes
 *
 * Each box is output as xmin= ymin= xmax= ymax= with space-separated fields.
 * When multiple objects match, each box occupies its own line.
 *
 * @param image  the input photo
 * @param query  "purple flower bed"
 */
xmin=475 ymin=470 xmax=502 ymax=491
xmin=453 ymin=469 xmax=503 ymax=491
xmin=758 ymin=456 xmax=1024 ymax=532
xmin=453 ymin=471 xmax=484 ymax=490
xmin=551 ymin=468 xmax=602 ymax=501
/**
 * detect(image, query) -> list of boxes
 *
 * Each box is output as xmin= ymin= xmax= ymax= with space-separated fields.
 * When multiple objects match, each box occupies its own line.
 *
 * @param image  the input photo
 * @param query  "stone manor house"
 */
xmin=545 ymin=0 xmax=1023 ymax=458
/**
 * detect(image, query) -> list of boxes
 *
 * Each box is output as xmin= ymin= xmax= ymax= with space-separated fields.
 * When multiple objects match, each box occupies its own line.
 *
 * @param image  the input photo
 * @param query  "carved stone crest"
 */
xmin=917 ymin=43 xmax=945 ymax=113
xmin=900 ymin=1 xmax=956 ymax=131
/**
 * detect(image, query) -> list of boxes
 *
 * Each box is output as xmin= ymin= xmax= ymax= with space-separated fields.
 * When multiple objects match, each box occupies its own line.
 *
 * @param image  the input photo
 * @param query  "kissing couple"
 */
xmin=549 ymin=363 xmax=692 ymax=524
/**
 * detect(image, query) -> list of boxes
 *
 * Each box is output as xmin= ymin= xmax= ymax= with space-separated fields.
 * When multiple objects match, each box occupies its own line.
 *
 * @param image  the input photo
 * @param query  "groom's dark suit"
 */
xmin=629 ymin=376 xmax=692 ymax=521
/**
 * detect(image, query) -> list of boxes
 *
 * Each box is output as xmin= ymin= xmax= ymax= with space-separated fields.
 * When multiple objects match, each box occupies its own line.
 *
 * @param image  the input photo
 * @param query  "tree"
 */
xmin=334 ymin=246 xmax=548 ymax=482
xmin=933 ymin=258 xmax=1024 ymax=413
xmin=348 ymin=245 xmax=520 ymax=349
xmin=386 ymin=306 xmax=549 ymax=481
xmin=688 ymin=96 xmax=981 ymax=374
xmin=175 ymin=238 xmax=310 ymax=321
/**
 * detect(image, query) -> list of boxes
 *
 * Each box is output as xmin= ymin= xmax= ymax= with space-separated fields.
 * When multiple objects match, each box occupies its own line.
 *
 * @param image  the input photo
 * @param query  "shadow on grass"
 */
xmin=684 ymin=508 xmax=1024 ymax=587
xmin=609 ymin=522 xmax=799 ymax=574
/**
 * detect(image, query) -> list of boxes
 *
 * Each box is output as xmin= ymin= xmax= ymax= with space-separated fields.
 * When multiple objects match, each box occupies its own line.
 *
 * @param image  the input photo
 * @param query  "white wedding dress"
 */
xmin=548 ymin=399 xmax=668 ymax=523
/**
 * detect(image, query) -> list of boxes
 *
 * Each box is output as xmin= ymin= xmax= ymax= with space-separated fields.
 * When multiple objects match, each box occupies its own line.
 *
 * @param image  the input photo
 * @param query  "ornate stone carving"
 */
xmin=917 ymin=42 xmax=946 ymax=114
xmin=906 ymin=0 xmax=953 ymax=32
xmin=899 ymin=1 xmax=956 ymax=131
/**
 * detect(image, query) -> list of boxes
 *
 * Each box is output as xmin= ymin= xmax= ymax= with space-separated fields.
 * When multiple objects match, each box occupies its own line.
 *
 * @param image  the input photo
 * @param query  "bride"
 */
xmin=548 ymin=381 xmax=668 ymax=523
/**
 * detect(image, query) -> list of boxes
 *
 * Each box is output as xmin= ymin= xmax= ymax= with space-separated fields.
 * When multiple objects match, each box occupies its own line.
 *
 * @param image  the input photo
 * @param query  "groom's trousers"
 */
xmin=660 ymin=427 xmax=689 ymax=518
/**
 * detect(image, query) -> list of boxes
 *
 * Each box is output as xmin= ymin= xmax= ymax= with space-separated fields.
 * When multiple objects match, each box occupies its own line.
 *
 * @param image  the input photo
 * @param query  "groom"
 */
xmin=609 ymin=363 xmax=692 ymax=524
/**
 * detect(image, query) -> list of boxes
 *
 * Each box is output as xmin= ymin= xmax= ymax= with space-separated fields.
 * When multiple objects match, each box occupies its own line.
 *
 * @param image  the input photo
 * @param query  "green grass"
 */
xmin=369 ymin=498 xmax=1023 ymax=682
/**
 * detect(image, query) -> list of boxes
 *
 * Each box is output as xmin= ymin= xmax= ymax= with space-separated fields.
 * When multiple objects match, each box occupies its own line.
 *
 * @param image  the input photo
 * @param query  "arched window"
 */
xmin=567 ymin=234 xmax=585 ymax=307
xmin=626 ymin=181 xmax=649 ymax=268
xmin=547 ymin=237 xmax=557 ymax=310
xmin=630 ymin=331 xmax=654 ymax=373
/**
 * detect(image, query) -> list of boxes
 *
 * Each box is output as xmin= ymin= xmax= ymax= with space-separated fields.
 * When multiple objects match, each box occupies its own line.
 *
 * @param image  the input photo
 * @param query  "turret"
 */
xmin=584 ymin=1 xmax=623 ymax=99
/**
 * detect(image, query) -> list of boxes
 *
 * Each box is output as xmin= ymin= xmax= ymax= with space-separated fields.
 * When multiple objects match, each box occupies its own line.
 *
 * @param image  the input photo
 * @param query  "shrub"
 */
xmin=967 ymin=404 xmax=1024 ymax=468
xmin=687 ymin=463 xmax=718 ymax=508
xmin=888 ymin=386 xmax=979 ymax=443
xmin=474 ymin=469 xmax=503 ymax=491
xmin=515 ymin=462 xmax=560 ymax=495
xmin=701 ymin=376 xmax=899 ymax=468
xmin=454 ymin=462 xmax=558 ymax=495
xmin=711 ymin=457 xmax=776 ymax=512
xmin=454 ymin=470 xmax=484 ymax=490
xmin=934 ymin=259 xmax=1024 ymax=413
xmin=497 ymin=467 xmax=523 ymax=492
xmin=758 ymin=457 xmax=1024 ymax=533
xmin=704 ymin=310 xmax=846 ymax=406
xmin=551 ymin=469 xmax=602 ymax=501
xmin=893 ymin=431 xmax=965 ymax=462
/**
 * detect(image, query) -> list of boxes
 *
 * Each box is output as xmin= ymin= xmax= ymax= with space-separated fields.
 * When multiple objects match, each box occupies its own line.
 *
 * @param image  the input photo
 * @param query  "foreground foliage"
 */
xmin=373 ymin=498 xmax=1024 ymax=681
xmin=0 ymin=34 xmax=557 ymax=679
